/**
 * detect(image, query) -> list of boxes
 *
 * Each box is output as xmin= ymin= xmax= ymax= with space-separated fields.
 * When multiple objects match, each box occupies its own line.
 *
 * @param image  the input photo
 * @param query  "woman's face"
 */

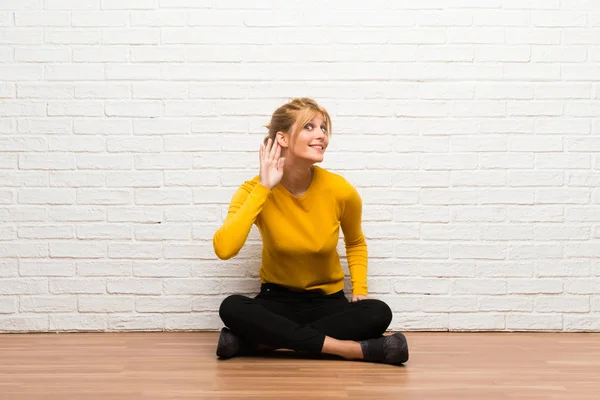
xmin=282 ymin=113 xmax=329 ymax=164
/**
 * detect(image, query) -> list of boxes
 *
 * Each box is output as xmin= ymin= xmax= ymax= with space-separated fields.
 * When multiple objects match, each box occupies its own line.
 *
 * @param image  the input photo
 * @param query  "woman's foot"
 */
xmin=359 ymin=332 xmax=409 ymax=365
xmin=216 ymin=327 xmax=276 ymax=359
xmin=216 ymin=327 xmax=241 ymax=359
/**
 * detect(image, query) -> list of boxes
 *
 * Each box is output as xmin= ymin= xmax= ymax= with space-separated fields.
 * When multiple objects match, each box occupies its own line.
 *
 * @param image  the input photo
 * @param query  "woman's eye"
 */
xmin=321 ymin=126 xmax=327 ymax=132
xmin=305 ymin=124 xmax=313 ymax=130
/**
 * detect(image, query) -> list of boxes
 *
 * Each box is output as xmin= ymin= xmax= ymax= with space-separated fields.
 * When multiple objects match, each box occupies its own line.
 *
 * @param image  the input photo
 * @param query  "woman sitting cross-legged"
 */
xmin=212 ymin=98 xmax=409 ymax=365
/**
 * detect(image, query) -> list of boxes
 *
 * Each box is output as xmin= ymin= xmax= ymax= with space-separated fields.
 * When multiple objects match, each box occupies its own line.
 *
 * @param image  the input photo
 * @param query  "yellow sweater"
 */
xmin=213 ymin=165 xmax=368 ymax=296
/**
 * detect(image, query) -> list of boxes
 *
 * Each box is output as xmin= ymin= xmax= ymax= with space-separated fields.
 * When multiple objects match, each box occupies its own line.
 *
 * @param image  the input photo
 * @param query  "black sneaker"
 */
xmin=216 ymin=327 xmax=241 ymax=359
xmin=360 ymin=332 xmax=409 ymax=365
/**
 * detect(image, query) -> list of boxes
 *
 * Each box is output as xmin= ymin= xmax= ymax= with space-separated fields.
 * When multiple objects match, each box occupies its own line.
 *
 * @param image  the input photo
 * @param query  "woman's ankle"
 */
xmin=321 ymin=336 xmax=363 ymax=360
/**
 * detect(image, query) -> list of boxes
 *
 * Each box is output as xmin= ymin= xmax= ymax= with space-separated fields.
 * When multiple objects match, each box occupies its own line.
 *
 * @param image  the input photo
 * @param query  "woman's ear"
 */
xmin=276 ymin=131 xmax=289 ymax=148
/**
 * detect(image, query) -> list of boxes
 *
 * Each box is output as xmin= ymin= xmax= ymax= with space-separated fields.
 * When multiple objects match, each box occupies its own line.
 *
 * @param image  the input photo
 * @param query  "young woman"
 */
xmin=213 ymin=98 xmax=409 ymax=365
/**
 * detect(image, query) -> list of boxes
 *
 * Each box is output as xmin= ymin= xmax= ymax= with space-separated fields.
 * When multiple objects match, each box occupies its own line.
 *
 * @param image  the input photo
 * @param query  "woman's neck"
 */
xmin=280 ymin=161 xmax=314 ymax=197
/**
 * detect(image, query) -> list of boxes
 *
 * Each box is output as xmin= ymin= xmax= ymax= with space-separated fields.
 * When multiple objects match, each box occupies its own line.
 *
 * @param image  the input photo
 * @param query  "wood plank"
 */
xmin=0 ymin=332 xmax=598 ymax=399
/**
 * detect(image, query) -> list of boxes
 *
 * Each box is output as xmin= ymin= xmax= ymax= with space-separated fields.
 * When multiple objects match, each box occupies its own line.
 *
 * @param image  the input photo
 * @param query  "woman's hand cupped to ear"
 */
xmin=259 ymin=137 xmax=285 ymax=190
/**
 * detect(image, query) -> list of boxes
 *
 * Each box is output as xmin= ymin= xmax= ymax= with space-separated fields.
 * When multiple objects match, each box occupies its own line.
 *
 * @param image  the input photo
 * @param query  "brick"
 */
xmin=506 ymin=313 xmax=562 ymax=331
xmin=77 ymin=261 xmax=131 ymax=277
xmin=0 ymin=137 xmax=46 ymax=152
xmin=422 ymin=154 xmax=478 ymax=170
xmin=17 ymin=83 xmax=72 ymax=99
xmin=135 ymin=224 xmax=191 ymax=241
xmin=479 ymin=296 xmax=533 ymax=312
xmin=73 ymin=47 xmax=128 ymax=62
xmin=105 ymin=101 xmax=161 ymax=117
xmin=136 ymin=154 xmax=193 ymax=170
xmin=563 ymin=316 xmax=600 ymax=331
xmin=422 ymin=296 xmax=478 ymax=312
xmin=163 ymin=243 xmax=214 ymax=259
xmin=79 ymin=296 xmax=134 ymax=312
xmin=49 ymin=278 xmax=105 ymax=294
xmin=451 ymin=171 xmax=505 ymax=187
xmin=18 ymin=118 xmax=70 ymax=134
xmin=535 ymin=296 xmax=589 ymax=312
xmin=450 ymin=243 xmax=506 ymax=260
xmin=108 ymin=315 xmax=165 ymax=331
xmin=106 ymin=171 xmax=162 ymax=188
xmin=421 ymin=189 xmax=478 ymax=205
xmin=107 ymin=137 xmax=163 ymax=153
xmin=107 ymin=207 xmax=163 ymax=223
xmin=108 ymin=243 xmax=161 ymax=259
xmin=508 ymin=279 xmax=562 ymax=294
xmin=477 ymin=261 xmax=534 ymax=277
xmin=393 ymin=171 xmax=449 ymax=188
xmin=45 ymin=29 xmax=100 ymax=45
xmin=75 ymin=118 xmax=131 ymax=135
xmin=102 ymin=28 xmax=159 ymax=45
xmin=77 ymin=189 xmax=131 ymax=205
xmin=136 ymin=297 xmax=191 ymax=313
xmin=49 ymin=242 xmax=106 ymax=258
xmin=0 ymin=207 xmax=46 ymax=222
xmin=106 ymin=278 xmax=162 ymax=294
xmin=15 ymin=47 xmax=70 ymax=62
xmin=46 ymin=64 xmax=104 ymax=81
xmin=0 ymin=316 xmax=48 ymax=332
xmin=0 ymin=242 xmax=47 ymax=258
xmin=78 ymin=155 xmax=133 ymax=170
xmin=0 ymin=279 xmax=47 ymax=295
xmin=133 ymin=261 xmax=191 ymax=277
xmin=48 ymin=206 xmax=104 ymax=222
xmin=130 ymin=10 xmax=184 ymax=25
xmin=131 ymin=46 xmax=185 ymax=62
xmin=565 ymin=243 xmax=600 ymax=258
xmin=76 ymin=224 xmax=131 ymax=240
xmin=0 ymin=102 xmax=46 ymax=117
xmin=451 ymin=206 xmax=505 ymax=222
xmin=0 ymin=260 xmax=18 ymax=277
xmin=134 ymin=119 xmax=190 ymax=135
xmin=163 ymin=279 xmax=220 ymax=295
xmin=49 ymin=314 xmax=106 ymax=331
xmin=72 ymin=11 xmax=128 ymax=27
xmin=20 ymin=296 xmax=76 ymax=313
xmin=0 ymin=298 xmax=16 ymax=314
xmin=165 ymin=313 xmax=221 ymax=330
xmin=449 ymin=313 xmax=505 ymax=331
xmin=537 ymin=260 xmax=590 ymax=277
xmin=50 ymin=171 xmax=104 ymax=188
xmin=14 ymin=11 xmax=71 ymax=27
xmin=48 ymin=101 xmax=104 ymax=117
xmin=18 ymin=225 xmax=74 ymax=239
xmin=0 ymin=226 xmax=16 ymax=240
xmin=163 ymin=136 xmax=221 ymax=152
xmin=474 ymin=45 xmax=530 ymax=62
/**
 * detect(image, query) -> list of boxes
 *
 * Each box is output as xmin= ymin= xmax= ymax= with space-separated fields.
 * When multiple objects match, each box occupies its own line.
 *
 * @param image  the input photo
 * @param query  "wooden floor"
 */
xmin=0 ymin=332 xmax=599 ymax=399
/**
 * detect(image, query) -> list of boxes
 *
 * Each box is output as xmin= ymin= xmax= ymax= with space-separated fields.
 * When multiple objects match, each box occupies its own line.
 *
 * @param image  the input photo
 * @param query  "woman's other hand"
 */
xmin=352 ymin=295 xmax=375 ymax=302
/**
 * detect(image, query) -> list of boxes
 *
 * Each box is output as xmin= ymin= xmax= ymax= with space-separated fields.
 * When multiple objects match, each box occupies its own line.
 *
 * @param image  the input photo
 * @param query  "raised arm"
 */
xmin=213 ymin=138 xmax=284 ymax=260
xmin=213 ymin=181 xmax=271 ymax=260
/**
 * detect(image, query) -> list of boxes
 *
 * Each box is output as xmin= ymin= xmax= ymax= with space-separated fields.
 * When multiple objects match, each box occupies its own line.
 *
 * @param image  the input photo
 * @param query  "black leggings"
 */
xmin=218 ymin=283 xmax=393 ymax=353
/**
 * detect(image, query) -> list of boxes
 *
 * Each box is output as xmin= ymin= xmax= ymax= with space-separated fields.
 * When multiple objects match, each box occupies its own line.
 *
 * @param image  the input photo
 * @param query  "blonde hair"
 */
xmin=264 ymin=98 xmax=332 ymax=146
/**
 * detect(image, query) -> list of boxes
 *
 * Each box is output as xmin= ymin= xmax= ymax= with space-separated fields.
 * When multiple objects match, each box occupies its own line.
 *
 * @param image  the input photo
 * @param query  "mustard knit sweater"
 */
xmin=213 ymin=165 xmax=368 ymax=296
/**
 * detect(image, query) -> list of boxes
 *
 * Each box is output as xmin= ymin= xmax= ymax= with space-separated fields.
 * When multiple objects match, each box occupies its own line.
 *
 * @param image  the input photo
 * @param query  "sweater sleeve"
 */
xmin=340 ymin=183 xmax=368 ymax=296
xmin=213 ymin=179 xmax=271 ymax=260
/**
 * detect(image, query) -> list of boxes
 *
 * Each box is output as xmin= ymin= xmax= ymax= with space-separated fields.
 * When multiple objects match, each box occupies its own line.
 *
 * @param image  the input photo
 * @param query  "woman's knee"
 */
xmin=364 ymin=299 xmax=393 ymax=332
xmin=218 ymin=294 xmax=248 ymax=324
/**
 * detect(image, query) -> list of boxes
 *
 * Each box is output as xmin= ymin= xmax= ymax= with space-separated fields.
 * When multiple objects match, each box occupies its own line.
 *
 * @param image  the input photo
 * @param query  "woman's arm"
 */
xmin=340 ymin=184 xmax=368 ymax=296
xmin=212 ymin=180 xmax=271 ymax=260
xmin=214 ymin=138 xmax=284 ymax=260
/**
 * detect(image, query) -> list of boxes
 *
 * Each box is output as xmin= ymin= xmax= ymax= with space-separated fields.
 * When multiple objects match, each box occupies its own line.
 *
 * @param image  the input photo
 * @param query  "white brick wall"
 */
xmin=1 ymin=1 xmax=599 ymax=333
